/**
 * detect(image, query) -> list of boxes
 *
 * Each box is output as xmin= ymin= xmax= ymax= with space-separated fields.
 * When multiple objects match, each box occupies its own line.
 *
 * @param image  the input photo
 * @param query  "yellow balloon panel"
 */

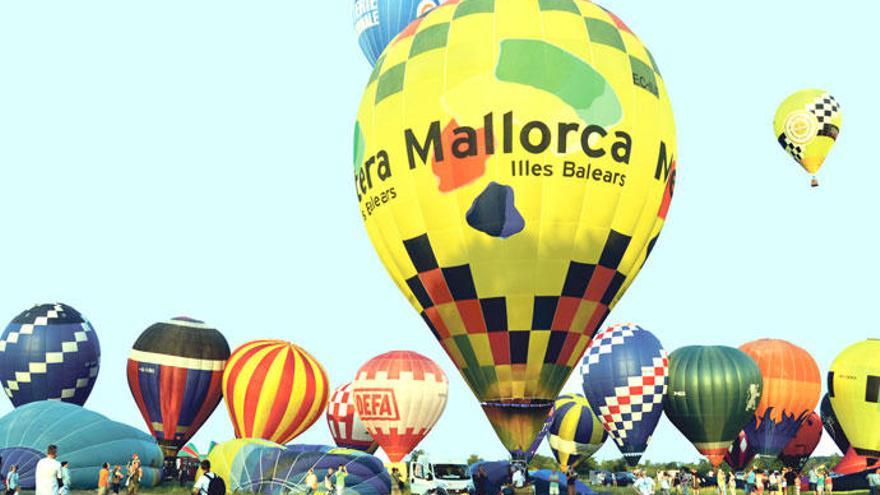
xmin=354 ymin=0 xmax=676 ymax=453
xmin=829 ymin=339 xmax=880 ymax=457
xmin=773 ymin=89 xmax=842 ymax=176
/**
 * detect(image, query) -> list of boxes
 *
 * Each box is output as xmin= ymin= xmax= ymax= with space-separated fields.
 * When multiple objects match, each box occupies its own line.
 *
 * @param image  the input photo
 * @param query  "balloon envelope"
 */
xmin=778 ymin=411 xmax=822 ymax=472
xmin=128 ymin=317 xmax=229 ymax=458
xmin=664 ymin=346 xmax=763 ymax=467
xmin=724 ymin=431 xmax=756 ymax=471
xmin=829 ymin=339 xmax=880 ymax=457
xmin=581 ymin=324 xmax=668 ymax=466
xmin=0 ymin=303 xmax=100 ymax=407
xmin=773 ymin=89 xmax=841 ymax=181
xmin=820 ymin=393 xmax=849 ymax=454
xmin=208 ymin=439 xmax=391 ymax=495
xmin=222 ymin=340 xmax=329 ymax=445
xmin=739 ymin=339 xmax=820 ymax=457
xmin=546 ymin=394 xmax=606 ymax=469
xmin=327 ymin=382 xmax=379 ymax=453
xmin=0 ymin=401 xmax=162 ymax=489
xmin=352 ymin=351 xmax=448 ymax=462
xmin=353 ymin=0 xmax=676 ymax=456
xmin=353 ymin=0 xmax=442 ymax=65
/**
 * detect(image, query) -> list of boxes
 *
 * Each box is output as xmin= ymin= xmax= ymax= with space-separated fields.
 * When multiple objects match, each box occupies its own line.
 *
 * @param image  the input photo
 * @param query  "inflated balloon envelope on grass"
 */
xmin=208 ymin=438 xmax=391 ymax=495
xmin=0 ymin=401 xmax=163 ymax=489
xmin=352 ymin=0 xmax=677 ymax=457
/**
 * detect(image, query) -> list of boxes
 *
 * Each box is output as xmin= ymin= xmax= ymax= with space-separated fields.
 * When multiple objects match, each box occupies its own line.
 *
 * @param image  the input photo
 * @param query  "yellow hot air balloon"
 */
xmin=773 ymin=89 xmax=842 ymax=187
xmin=829 ymin=339 xmax=880 ymax=457
xmin=352 ymin=0 xmax=676 ymax=456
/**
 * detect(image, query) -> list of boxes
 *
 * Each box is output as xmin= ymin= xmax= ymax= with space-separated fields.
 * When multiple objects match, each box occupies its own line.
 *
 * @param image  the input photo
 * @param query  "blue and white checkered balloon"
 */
xmin=0 ymin=303 xmax=101 ymax=407
xmin=581 ymin=323 xmax=668 ymax=467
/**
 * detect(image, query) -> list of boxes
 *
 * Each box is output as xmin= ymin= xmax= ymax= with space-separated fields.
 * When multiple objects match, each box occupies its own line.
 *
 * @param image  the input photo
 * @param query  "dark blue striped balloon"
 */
xmin=353 ymin=0 xmax=442 ymax=66
xmin=0 ymin=303 xmax=101 ymax=407
xmin=580 ymin=323 xmax=668 ymax=466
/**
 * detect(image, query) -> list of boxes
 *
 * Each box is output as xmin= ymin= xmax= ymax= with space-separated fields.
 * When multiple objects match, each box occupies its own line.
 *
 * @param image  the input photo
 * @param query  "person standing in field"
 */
xmin=717 ymin=470 xmax=727 ymax=495
xmin=35 ymin=445 xmax=61 ymax=495
xmin=324 ymin=467 xmax=335 ymax=494
xmin=58 ymin=461 xmax=71 ymax=495
xmin=305 ymin=468 xmax=319 ymax=495
xmin=111 ymin=466 xmax=123 ymax=495
xmin=565 ymin=468 xmax=578 ymax=495
xmin=5 ymin=465 xmax=19 ymax=495
xmin=728 ymin=471 xmax=736 ymax=495
xmin=335 ymin=465 xmax=348 ymax=495
xmin=867 ymin=468 xmax=880 ymax=495
xmin=127 ymin=455 xmax=143 ymax=495
xmin=98 ymin=463 xmax=110 ymax=495
xmin=548 ymin=469 xmax=561 ymax=495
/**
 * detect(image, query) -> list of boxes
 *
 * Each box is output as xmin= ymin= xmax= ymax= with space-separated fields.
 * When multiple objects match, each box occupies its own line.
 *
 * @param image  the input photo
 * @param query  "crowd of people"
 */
xmin=625 ymin=466 xmax=844 ymax=495
xmin=9 ymin=445 xmax=145 ymax=495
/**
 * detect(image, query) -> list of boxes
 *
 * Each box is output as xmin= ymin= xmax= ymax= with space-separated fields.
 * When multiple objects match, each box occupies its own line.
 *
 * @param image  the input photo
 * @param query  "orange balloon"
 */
xmin=739 ymin=339 xmax=820 ymax=456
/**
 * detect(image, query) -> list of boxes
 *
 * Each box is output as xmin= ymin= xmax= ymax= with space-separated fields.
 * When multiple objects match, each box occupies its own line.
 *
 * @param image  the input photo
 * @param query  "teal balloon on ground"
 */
xmin=0 ymin=401 xmax=163 ymax=489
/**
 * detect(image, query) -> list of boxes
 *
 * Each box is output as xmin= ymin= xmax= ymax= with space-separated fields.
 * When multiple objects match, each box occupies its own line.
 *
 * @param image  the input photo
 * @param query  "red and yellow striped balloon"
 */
xmin=222 ymin=340 xmax=329 ymax=444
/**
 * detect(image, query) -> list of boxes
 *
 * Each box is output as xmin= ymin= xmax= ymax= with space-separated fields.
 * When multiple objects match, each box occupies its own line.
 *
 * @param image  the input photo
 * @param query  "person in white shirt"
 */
xmin=634 ymin=471 xmax=656 ymax=495
xmin=34 ymin=445 xmax=61 ymax=495
xmin=512 ymin=469 xmax=526 ymax=489
xmin=192 ymin=460 xmax=216 ymax=495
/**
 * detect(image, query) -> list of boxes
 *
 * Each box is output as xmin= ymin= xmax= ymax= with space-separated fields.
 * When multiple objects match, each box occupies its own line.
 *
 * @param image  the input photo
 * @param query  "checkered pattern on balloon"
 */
xmin=580 ymin=324 xmax=668 ymax=464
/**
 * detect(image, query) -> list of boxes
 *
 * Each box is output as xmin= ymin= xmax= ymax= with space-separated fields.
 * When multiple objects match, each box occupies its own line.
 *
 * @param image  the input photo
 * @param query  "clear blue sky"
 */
xmin=0 ymin=0 xmax=875 ymax=464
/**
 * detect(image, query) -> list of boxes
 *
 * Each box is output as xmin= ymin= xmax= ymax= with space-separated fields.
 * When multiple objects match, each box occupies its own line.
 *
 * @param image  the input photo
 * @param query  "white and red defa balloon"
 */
xmin=351 ymin=351 xmax=448 ymax=462
xmin=326 ymin=382 xmax=378 ymax=453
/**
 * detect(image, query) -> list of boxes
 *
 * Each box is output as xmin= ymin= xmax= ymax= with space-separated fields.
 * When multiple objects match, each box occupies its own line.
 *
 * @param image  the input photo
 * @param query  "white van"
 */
xmin=409 ymin=456 xmax=474 ymax=495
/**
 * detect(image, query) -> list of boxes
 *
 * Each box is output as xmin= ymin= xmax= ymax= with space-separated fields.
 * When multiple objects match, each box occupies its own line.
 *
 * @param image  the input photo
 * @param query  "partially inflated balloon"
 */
xmin=0 ymin=401 xmax=163 ymax=489
xmin=222 ymin=340 xmax=329 ymax=444
xmin=128 ymin=317 xmax=230 ymax=458
xmin=581 ymin=324 xmax=668 ymax=466
xmin=773 ymin=89 xmax=841 ymax=186
xmin=829 ymin=339 xmax=880 ymax=457
xmin=353 ymin=0 xmax=442 ymax=66
xmin=833 ymin=447 xmax=880 ymax=476
xmin=209 ymin=439 xmax=391 ymax=495
xmin=664 ymin=346 xmax=763 ymax=467
xmin=820 ymin=393 xmax=849 ymax=454
xmin=778 ymin=412 xmax=822 ymax=473
xmin=739 ymin=339 xmax=820 ymax=457
xmin=0 ymin=303 xmax=100 ymax=406
xmin=327 ymin=382 xmax=379 ymax=453
xmin=351 ymin=351 xmax=448 ymax=462
xmin=547 ymin=394 xmax=606 ymax=470
xmin=725 ymin=431 xmax=756 ymax=471
xmin=353 ymin=0 xmax=676 ymax=456
xmin=178 ymin=442 xmax=201 ymax=460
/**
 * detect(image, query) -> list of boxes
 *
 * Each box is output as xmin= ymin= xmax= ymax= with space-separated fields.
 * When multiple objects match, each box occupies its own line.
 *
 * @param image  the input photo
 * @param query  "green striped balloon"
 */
xmin=663 ymin=346 xmax=763 ymax=467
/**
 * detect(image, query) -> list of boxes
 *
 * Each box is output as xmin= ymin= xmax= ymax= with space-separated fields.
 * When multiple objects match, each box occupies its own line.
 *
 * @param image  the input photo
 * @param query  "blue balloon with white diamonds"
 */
xmin=0 ymin=303 xmax=101 ymax=407
xmin=353 ymin=0 xmax=442 ymax=66
xmin=580 ymin=323 xmax=668 ymax=467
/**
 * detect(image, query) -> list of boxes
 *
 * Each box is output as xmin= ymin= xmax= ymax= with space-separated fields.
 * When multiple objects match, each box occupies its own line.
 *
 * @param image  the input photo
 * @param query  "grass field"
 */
xmin=591 ymin=489 xmax=870 ymax=495
xmin=55 ymin=483 xmax=871 ymax=495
